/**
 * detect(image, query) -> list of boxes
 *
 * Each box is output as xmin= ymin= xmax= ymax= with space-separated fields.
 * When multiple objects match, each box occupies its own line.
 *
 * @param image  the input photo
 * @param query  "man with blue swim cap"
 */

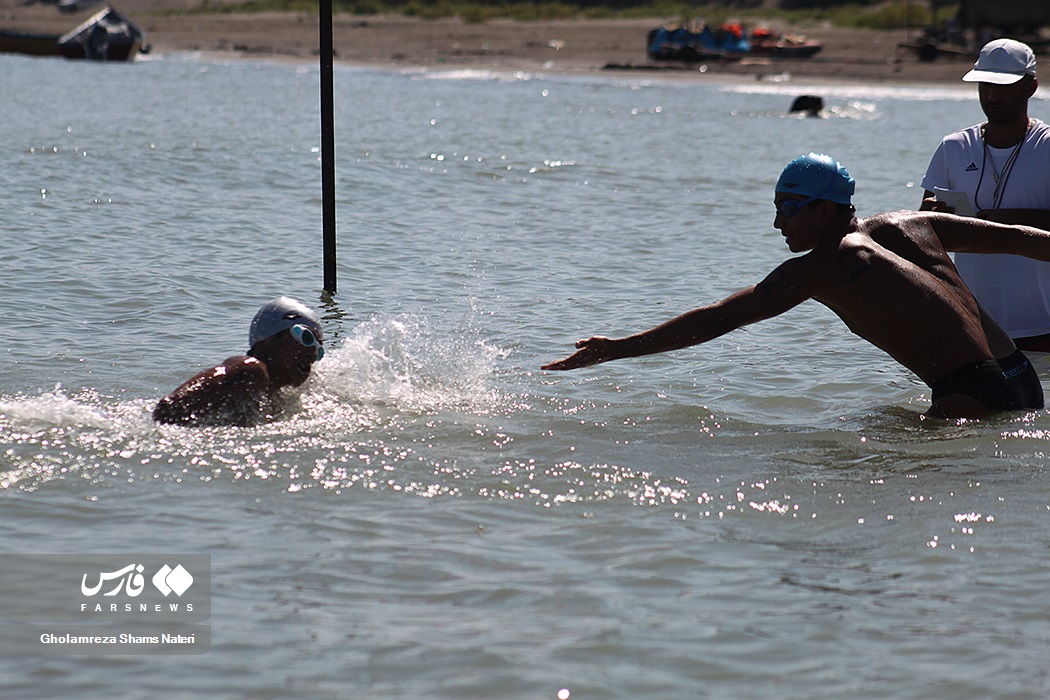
xmin=772 ymin=152 xmax=857 ymax=253
xmin=153 ymin=296 xmax=326 ymax=426
xmin=775 ymin=152 xmax=855 ymax=205
xmin=545 ymin=153 xmax=1050 ymax=418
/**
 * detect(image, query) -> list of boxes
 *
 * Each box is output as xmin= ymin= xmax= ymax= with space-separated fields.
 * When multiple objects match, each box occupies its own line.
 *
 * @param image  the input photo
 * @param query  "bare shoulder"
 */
xmin=756 ymin=251 xmax=825 ymax=301
xmin=857 ymin=210 xmax=934 ymax=234
xmin=855 ymin=211 xmax=951 ymax=252
xmin=153 ymin=355 xmax=271 ymax=426
xmin=218 ymin=355 xmax=270 ymax=384
xmin=178 ymin=355 xmax=269 ymax=391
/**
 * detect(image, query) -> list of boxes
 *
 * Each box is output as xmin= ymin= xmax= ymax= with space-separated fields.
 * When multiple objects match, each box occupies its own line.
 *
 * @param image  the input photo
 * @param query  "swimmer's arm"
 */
xmin=915 ymin=190 xmax=1050 ymax=222
xmin=542 ymin=262 xmax=810 ymax=371
xmin=976 ymin=208 xmax=1050 ymax=230
xmin=931 ymin=213 xmax=1050 ymax=261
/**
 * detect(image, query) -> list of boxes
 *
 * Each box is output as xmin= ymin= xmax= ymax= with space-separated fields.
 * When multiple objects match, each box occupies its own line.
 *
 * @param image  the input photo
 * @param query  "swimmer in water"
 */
xmin=153 ymin=296 xmax=325 ymax=426
xmin=543 ymin=153 xmax=1050 ymax=419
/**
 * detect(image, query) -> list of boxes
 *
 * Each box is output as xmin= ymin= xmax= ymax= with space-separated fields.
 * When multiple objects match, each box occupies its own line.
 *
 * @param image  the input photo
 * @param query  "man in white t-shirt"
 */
xmin=921 ymin=38 xmax=1050 ymax=351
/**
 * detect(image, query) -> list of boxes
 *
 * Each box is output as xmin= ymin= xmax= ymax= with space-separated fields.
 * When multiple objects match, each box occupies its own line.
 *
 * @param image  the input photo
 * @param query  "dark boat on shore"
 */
xmin=0 ymin=29 xmax=64 ymax=57
xmin=747 ymin=27 xmax=823 ymax=59
xmin=0 ymin=6 xmax=144 ymax=61
xmin=58 ymin=6 xmax=144 ymax=60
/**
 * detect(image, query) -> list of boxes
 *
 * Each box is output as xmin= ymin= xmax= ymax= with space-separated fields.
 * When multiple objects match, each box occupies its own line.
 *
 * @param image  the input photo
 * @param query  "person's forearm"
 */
xmin=978 ymin=208 xmax=1050 ymax=231
xmin=619 ymin=305 xmax=734 ymax=358
xmin=1009 ymin=225 xmax=1050 ymax=262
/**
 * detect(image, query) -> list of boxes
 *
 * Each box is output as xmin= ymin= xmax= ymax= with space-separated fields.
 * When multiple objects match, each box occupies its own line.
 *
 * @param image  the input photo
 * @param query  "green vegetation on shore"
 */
xmin=184 ymin=0 xmax=959 ymax=30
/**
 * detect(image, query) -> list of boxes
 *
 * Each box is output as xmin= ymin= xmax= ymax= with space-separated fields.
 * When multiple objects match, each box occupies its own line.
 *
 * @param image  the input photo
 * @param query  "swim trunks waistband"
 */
xmin=930 ymin=349 xmax=1044 ymax=412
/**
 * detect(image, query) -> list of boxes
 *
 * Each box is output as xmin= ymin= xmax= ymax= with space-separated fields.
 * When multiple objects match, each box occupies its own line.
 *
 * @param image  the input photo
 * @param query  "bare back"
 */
xmin=153 ymin=355 xmax=273 ymax=426
xmin=788 ymin=212 xmax=1014 ymax=384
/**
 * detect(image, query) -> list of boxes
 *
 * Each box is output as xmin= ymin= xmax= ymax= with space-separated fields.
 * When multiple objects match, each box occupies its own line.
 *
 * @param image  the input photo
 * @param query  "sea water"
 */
xmin=2 ymin=51 xmax=1050 ymax=698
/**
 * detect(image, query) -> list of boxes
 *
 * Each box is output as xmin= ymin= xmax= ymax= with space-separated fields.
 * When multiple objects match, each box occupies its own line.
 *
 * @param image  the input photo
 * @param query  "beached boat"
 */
xmin=647 ymin=22 xmax=748 ymax=62
xmin=748 ymin=27 xmax=823 ymax=59
xmin=0 ymin=5 xmax=144 ymax=61
xmin=58 ymin=6 xmax=145 ymax=61
xmin=647 ymin=21 xmax=822 ymax=62
xmin=0 ymin=29 xmax=62 ymax=57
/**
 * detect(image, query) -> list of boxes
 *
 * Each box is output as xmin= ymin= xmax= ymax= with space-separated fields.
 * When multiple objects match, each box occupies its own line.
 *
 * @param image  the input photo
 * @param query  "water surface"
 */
xmin=2 ymin=53 xmax=1049 ymax=698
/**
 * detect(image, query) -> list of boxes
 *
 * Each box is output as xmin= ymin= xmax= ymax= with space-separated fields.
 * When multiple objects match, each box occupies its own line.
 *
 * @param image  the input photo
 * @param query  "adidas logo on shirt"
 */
xmin=964 ymin=162 xmax=979 ymax=172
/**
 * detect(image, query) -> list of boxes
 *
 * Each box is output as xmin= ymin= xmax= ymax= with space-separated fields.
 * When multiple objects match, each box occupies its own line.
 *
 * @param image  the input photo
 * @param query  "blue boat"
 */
xmin=647 ymin=22 xmax=750 ymax=62
xmin=647 ymin=21 xmax=822 ymax=63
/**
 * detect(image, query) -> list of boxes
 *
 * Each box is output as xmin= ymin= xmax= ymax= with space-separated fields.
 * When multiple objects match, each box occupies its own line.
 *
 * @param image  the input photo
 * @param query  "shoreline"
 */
xmin=1 ymin=3 xmax=980 ymax=84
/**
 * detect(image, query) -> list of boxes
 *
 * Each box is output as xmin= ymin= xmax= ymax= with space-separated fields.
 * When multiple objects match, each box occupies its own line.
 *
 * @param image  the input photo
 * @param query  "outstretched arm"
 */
xmin=542 ymin=263 xmax=811 ymax=371
xmin=977 ymin=208 xmax=1050 ymax=229
xmin=540 ymin=296 xmax=746 ymax=371
xmin=918 ymin=190 xmax=1050 ymax=228
xmin=928 ymin=212 xmax=1050 ymax=262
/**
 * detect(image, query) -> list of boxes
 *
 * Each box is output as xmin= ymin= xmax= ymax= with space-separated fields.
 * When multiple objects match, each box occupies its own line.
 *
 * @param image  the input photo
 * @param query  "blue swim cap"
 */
xmin=775 ymin=153 xmax=855 ymax=205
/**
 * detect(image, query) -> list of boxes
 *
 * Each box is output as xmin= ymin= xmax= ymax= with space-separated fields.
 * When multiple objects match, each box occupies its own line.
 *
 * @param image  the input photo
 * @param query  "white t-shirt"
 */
xmin=921 ymin=118 xmax=1050 ymax=338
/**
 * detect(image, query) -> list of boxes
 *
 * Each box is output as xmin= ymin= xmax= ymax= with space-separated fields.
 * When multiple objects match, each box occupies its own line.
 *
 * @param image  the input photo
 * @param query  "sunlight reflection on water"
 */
xmin=4 ymin=55 xmax=1050 ymax=698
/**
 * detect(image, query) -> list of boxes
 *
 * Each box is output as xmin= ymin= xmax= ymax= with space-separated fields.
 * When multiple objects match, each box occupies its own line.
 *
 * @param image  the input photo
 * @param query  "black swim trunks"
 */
xmin=931 ymin=349 xmax=1044 ymax=412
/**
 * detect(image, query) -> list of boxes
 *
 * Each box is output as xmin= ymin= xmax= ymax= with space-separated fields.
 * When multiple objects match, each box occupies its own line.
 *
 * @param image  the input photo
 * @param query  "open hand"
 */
xmin=541 ymin=336 xmax=617 ymax=371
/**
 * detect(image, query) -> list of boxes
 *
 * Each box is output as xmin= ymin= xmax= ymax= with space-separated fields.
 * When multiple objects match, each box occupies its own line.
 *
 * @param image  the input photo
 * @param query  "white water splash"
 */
xmin=311 ymin=313 xmax=509 ymax=416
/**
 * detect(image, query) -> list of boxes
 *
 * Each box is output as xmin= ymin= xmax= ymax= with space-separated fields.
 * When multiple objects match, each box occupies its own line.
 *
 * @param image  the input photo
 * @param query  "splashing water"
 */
xmin=311 ymin=312 xmax=508 ymax=418
xmin=0 ymin=314 xmax=512 ymax=494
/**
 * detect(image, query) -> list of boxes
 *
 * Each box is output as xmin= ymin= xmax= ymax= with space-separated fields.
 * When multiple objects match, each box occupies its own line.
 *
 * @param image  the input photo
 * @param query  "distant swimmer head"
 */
xmin=789 ymin=95 xmax=824 ymax=116
xmin=249 ymin=296 xmax=324 ymax=351
xmin=775 ymin=153 xmax=855 ymax=206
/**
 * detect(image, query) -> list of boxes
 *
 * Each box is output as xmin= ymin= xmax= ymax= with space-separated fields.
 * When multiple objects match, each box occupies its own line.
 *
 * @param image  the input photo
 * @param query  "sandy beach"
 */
xmin=0 ymin=0 xmax=982 ymax=83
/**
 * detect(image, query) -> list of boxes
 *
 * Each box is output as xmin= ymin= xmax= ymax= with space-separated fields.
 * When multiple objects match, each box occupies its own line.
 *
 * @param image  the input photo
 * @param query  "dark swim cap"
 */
xmin=248 ymin=296 xmax=323 ymax=350
xmin=775 ymin=153 xmax=855 ymax=205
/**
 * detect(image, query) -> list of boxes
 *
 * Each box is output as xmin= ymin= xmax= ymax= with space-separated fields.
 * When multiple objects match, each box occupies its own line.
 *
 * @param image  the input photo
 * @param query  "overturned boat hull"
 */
xmin=0 ymin=5 xmax=145 ymax=61
xmin=58 ymin=6 xmax=144 ymax=61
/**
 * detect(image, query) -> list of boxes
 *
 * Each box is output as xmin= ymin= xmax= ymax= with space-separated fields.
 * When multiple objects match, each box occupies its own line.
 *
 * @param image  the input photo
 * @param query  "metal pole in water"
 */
xmin=319 ymin=0 xmax=337 ymax=294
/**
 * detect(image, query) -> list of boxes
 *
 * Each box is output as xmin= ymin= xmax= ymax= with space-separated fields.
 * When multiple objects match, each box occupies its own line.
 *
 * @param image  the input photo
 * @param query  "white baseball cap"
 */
xmin=963 ymin=39 xmax=1037 ymax=85
xmin=248 ymin=296 xmax=323 ymax=349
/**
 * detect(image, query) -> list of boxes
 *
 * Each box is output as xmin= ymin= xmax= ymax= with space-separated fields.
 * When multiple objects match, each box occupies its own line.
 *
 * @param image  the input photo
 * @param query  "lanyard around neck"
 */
xmin=980 ymin=118 xmax=1033 ymax=209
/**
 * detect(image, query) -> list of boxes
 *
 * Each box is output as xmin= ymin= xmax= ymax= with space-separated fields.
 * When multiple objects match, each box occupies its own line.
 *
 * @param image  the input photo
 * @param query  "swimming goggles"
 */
xmin=775 ymin=194 xmax=819 ymax=218
xmin=290 ymin=324 xmax=325 ymax=360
